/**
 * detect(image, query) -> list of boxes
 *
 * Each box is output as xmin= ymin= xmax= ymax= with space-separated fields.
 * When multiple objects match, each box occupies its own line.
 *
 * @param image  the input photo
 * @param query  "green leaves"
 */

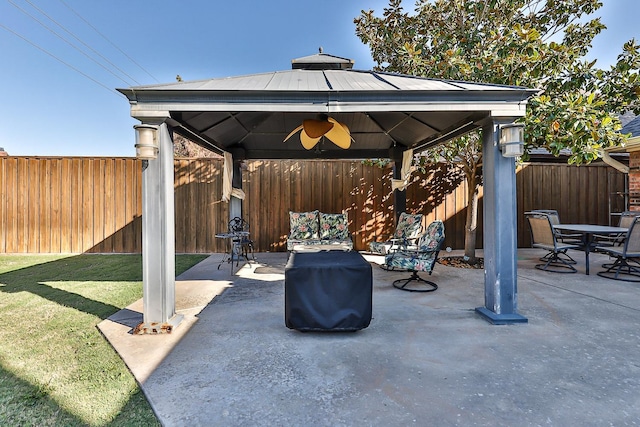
xmin=525 ymin=91 xmax=625 ymax=164
xmin=355 ymin=0 xmax=640 ymax=165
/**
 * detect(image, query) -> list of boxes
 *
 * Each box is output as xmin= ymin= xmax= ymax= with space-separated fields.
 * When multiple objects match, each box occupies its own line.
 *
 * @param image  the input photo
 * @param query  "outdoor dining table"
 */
xmin=553 ymin=224 xmax=628 ymax=275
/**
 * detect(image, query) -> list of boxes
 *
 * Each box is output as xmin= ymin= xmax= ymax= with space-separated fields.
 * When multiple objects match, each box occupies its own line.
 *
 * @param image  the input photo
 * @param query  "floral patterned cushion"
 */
xmin=319 ymin=212 xmax=349 ymax=240
xmin=384 ymin=220 xmax=445 ymax=273
xmin=393 ymin=212 xmax=423 ymax=239
xmin=289 ymin=210 xmax=320 ymax=240
xmin=418 ymin=220 xmax=445 ymax=251
xmin=386 ymin=252 xmax=438 ymax=272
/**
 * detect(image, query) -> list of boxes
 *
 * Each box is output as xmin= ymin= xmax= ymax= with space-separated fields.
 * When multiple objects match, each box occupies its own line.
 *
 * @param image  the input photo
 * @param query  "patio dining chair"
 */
xmin=595 ymin=216 xmax=640 ymax=282
xmin=530 ymin=209 xmax=581 ymax=264
xmin=531 ymin=208 xmax=583 ymax=247
xmin=525 ymin=212 xmax=581 ymax=273
xmin=384 ymin=220 xmax=445 ymax=292
xmin=369 ymin=212 xmax=423 ymax=255
xmin=595 ymin=211 xmax=638 ymax=248
xmin=228 ymin=216 xmax=255 ymax=262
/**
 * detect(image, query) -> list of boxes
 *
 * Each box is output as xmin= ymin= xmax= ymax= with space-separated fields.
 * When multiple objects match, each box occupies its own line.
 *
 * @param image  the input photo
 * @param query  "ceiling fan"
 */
xmin=283 ymin=115 xmax=352 ymax=150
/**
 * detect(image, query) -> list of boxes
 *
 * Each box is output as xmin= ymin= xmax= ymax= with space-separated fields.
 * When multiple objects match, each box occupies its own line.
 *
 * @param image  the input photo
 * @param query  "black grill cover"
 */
xmin=285 ymin=251 xmax=372 ymax=331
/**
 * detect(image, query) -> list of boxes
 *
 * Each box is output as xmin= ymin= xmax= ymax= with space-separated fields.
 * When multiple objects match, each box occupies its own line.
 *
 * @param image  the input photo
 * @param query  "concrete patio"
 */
xmin=99 ymin=249 xmax=640 ymax=426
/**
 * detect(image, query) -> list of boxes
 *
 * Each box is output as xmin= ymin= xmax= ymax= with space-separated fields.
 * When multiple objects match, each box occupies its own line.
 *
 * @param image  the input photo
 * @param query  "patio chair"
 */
xmin=384 ymin=220 xmax=445 ymax=292
xmin=525 ymin=212 xmax=581 ymax=273
xmin=595 ymin=211 xmax=638 ymax=248
xmin=530 ymin=209 xmax=580 ymax=264
xmin=369 ymin=212 xmax=423 ymax=255
xmin=228 ymin=216 xmax=255 ymax=262
xmin=531 ymin=209 xmax=583 ymax=243
xmin=596 ymin=216 xmax=640 ymax=282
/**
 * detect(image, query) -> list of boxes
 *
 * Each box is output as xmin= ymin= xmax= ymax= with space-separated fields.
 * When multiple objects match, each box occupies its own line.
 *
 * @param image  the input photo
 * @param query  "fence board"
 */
xmin=16 ymin=158 xmax=28 ymax=252
xmin=185 ymin=160 xmax=197 ymax=253
xmin=0 ymin=158 xmax=5 ymax=253
xmin=50 ymin=159 xmax=61 ymax=253
xmin=123 ymin=159 xmax=136 ymax=252
xmin=5 ymin=158 xmax=15 ymax=253
xmin=81 ymin=160 xmax=93 ymax=252
xmin=90 ymin=159 xmax=105 ymax=253
xmin=40 ymin=160 xmax=51 ymax=252
xmin=0 ymin=157 xmax=627 ymax=254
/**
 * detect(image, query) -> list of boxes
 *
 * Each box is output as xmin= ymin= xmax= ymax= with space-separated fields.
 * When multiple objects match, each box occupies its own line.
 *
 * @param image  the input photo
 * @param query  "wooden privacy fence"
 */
xmin=0 ymin=157 xmax=626 ymax=254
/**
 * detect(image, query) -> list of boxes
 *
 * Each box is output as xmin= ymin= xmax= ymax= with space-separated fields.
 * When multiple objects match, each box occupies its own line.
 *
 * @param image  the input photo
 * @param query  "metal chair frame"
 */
xmin=217 ymin=217 xmax=255 ymax=273
xmin=597 ymin=211 xmax=639 ymax=268
xmin=530 ymin=209 xmax=580 ymax=264
xmin=525 ymin=212 xmax=581 ymax=273
xmin=229 ymin=217 xmax=255 ymax=262
xmin=596 ymin=216 xmax=640 ymax=282
xmin=385 ymin=221 xmax=445 ymax=292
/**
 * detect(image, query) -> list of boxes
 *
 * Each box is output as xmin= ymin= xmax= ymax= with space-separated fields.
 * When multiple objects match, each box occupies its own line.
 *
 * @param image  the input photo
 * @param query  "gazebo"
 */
xmin=117 ymin=52 xmax=537 ymax=329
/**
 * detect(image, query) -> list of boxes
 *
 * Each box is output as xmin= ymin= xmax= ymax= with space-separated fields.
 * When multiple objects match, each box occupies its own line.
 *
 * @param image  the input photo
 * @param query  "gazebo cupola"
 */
xmin=291 ymin=48 xmax=354 ymax=70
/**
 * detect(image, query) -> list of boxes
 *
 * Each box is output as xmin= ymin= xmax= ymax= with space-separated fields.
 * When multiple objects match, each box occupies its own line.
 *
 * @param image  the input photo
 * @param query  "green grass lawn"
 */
xmin=0 ymin=253 xmax=208 ymax=426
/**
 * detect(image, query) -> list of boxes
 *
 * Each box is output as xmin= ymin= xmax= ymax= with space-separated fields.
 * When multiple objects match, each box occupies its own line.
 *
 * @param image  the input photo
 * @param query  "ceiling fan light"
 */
xmin=303 ymin=119 xmax=334 ymax=138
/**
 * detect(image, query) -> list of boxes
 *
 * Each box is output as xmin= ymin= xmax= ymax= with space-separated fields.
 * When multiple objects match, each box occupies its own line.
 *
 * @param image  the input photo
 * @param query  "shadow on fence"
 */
xmin=0 ymin=157 xmax=626 ymax=254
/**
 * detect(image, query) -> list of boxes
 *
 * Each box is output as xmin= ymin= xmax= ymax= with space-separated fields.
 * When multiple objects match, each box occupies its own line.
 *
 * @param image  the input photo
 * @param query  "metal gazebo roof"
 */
xmin=117 ymin=52 xmax=537 ymax=160
xmin=120 ymin=52 xmax=537 ymax=329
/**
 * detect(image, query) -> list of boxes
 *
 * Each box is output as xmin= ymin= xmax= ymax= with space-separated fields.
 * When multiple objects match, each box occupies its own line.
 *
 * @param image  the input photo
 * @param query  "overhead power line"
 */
xmin=59 ymin=0 xmax=160 ymax=83
xmin=0 ymin=22 xmax=123 ymax=97
xmin=8 ymin=0 xmax=133 ymax=87
xmin=22 ymin=0 xmax=143 ymax=85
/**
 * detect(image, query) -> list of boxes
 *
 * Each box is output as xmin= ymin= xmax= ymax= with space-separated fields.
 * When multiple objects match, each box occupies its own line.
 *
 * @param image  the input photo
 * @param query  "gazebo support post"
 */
xmin=475 ymin=119 xmax=528 ymax=325
xmin=229 ymin=149 xmax=245 ymax=221
xmin=393 ymin=161 xmax=407 ymax=222
xmin=391 ymin=147 xmax=406 ymax=223
xmin=136 ymin=122 xmax=182 ymax=334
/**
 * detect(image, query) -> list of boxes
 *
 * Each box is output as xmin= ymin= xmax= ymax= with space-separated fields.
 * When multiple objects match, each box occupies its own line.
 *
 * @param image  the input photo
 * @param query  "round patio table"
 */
xmin=553 ymin=224 xmax=627 ymax=275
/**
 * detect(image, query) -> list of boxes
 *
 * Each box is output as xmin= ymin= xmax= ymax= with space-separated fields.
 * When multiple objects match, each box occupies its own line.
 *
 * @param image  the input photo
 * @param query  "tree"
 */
xmin=355 ymin=0 xmax=640 ymax=263
xmin=173 ymin=133 xmax=222 ymax=158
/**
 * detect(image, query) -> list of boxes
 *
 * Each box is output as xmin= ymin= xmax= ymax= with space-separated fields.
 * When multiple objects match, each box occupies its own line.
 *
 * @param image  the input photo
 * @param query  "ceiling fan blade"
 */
xmin=335 ymin=119 xmax=355 ymax=142
xmin=303 ymin=119 xmax=333 ymax=138
xmin=283 ymin=124 xmax=303 ymax=142
xmin=326 ymin=118 xmax=352 ymax=149
xmin=300 ymin=130 xmax=321 ymax=150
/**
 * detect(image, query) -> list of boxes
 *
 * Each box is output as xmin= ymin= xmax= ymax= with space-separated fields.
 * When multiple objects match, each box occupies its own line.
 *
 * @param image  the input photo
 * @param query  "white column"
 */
xmin=136 ymin=122 xmax=181 ymax=334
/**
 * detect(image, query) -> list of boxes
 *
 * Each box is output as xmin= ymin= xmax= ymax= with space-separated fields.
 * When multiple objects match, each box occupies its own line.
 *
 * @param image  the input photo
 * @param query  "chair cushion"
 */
xmin=319 ymin=212 xmax=349 ymax=240
xmin=384 ymin=220 xmax=445 ymax=272
xmin=385 ymin=251 xmax=437 ymax=272
xmin=418 ymin=221 xmax=445 ymax=251
xmin=393 ymin=212 xmax=423 ymax=239
xmin=289 ymin=211 xmax=320 ymax=240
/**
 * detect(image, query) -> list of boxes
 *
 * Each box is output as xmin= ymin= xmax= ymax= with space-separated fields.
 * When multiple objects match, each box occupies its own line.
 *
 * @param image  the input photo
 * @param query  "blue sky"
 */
xmin=0 ymin=0 xmax=637 ymax=157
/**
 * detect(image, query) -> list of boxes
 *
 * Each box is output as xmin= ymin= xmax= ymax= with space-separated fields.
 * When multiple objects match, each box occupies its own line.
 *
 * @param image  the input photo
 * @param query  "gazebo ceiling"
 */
xmin=117 ymin=52 xmax=537 ymax=160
